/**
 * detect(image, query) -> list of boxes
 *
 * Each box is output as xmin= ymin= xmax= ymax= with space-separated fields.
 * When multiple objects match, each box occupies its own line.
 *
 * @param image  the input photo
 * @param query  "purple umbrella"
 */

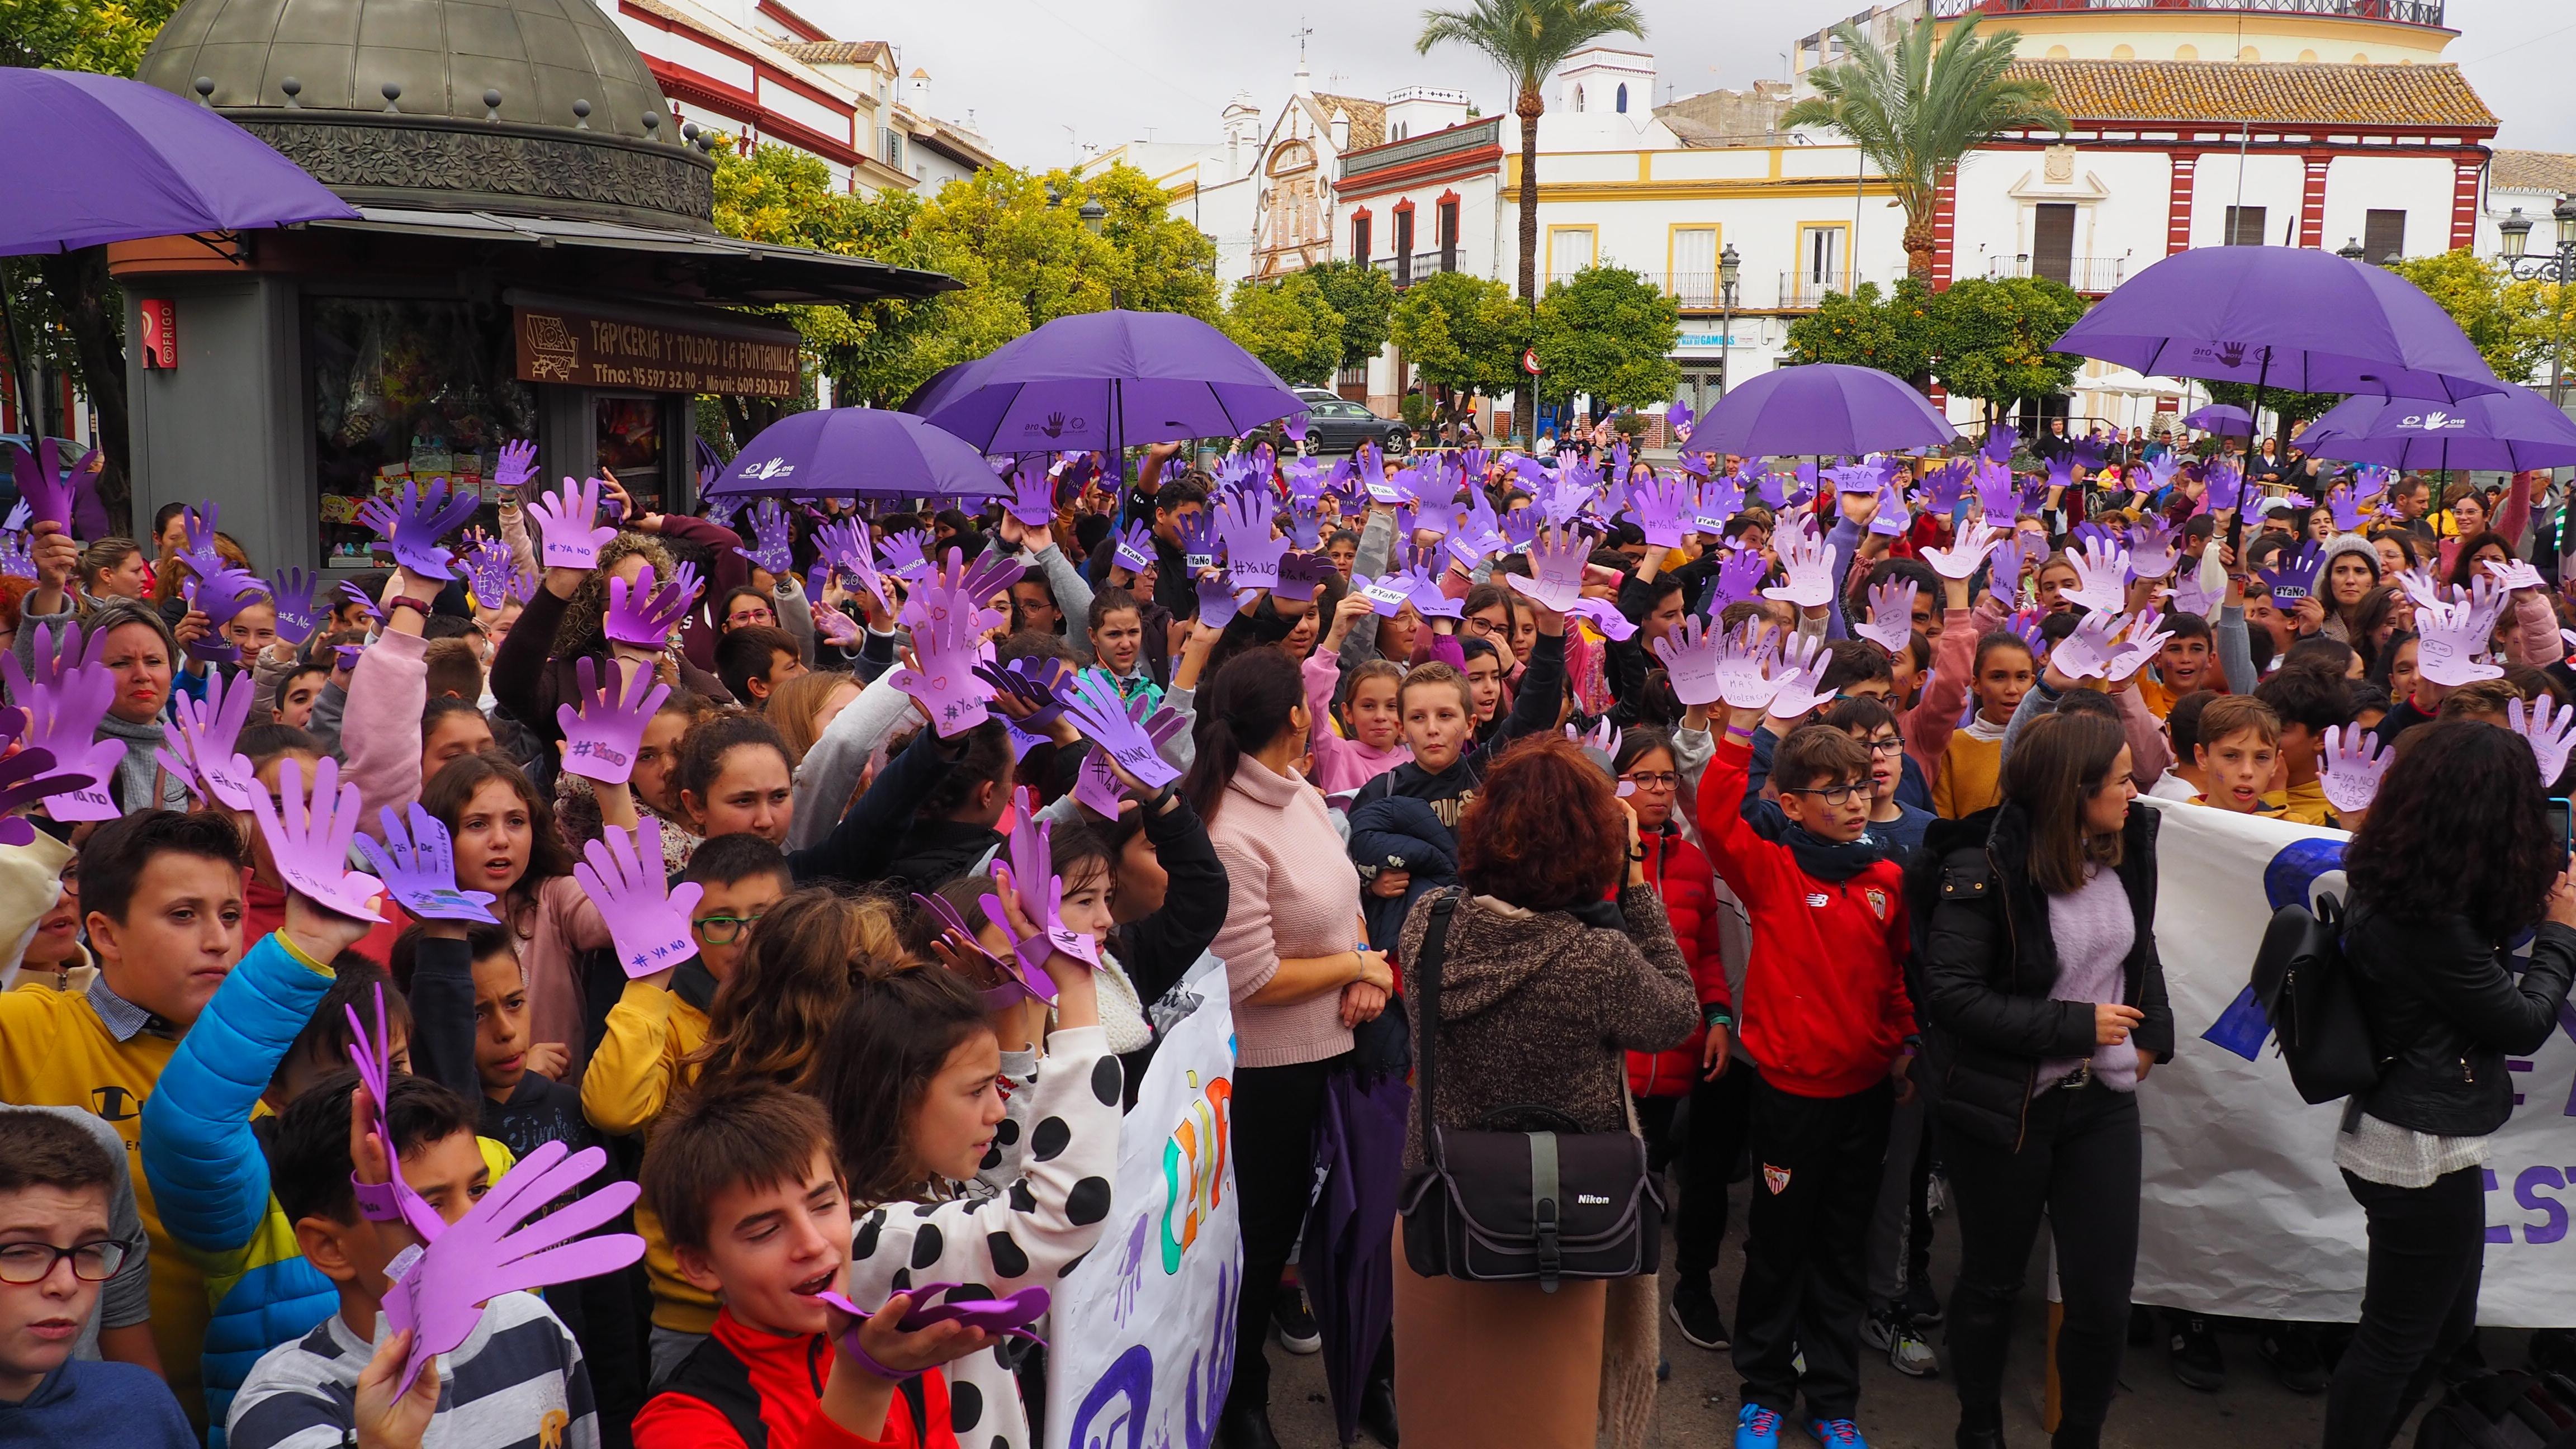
xmin=2053 ymin=246 xmax=2504 ymax=411
xmin=1303 ymin=1068 xmax=1411 ymax=1448
xmin=2180 ymin=403 xmax=2252 ymax=434
xmin=2291 ymin=385 xmax=2576 ymax=474
xmin=905 ymin=309 xmax=1304 ymax=458
xmin=706 ymin=407 xmax=1005 ymax=500
xmin=0 ymin=68 xmax=356 ymax=256
xmin=1678 ymin=363 xmax=1957 ymax=459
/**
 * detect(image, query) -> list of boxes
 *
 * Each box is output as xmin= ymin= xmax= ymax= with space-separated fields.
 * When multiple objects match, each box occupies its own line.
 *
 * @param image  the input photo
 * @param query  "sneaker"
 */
xmin=1271 ymin=1286 xmax=1320 ymax=1356
xmin=1901 ymin=1274 xmax=1944 ymax=1328
xmin=2168 ymin=1313 xmax=2225 ymax=1392
xmin=1925 ymin=1168 xmax=1948 ymax=1219
xmin=1803 ymin=1417 xmax=1871 ymax=1448
xmin=1670 ymin=1281 xmax=1732 ymax=1351
xmin=2257 ymin=1323 xmax=2328 ymax=1395
xmin=1864 ymin=1308 xmax=1940 ymax=1378
xmin=1734 ymin=1403 xmax=1783 ymax=1449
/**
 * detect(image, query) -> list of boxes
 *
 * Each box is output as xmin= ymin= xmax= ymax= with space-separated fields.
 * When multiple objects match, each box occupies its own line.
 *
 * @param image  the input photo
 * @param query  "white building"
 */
xmin=602 ymin=0 xmax=1001 ymax=193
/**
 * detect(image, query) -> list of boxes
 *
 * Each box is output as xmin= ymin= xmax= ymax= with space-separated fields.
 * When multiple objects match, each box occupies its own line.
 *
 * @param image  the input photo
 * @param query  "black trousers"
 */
xmin=2323 ymin=1164 xmax=2487 ymax=1449
xmin=1732 ymin=1073 xmax=1893 ymax=1421
xmin=1942 ymin=1081 xmax=2142 ymax=1434
xmin=1223 ymin=1055 xmax=1334 ymax=1418
xmin=1636 ymin=1062 xmax=1755 ymax=1286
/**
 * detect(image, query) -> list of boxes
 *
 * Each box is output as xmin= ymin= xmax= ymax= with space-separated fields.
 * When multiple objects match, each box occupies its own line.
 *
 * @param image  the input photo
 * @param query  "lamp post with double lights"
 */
xmin=1718 ymin=242 xmax=1741 ymax=407
xmin=2498 ymin=195 xmax=2576 ymax=407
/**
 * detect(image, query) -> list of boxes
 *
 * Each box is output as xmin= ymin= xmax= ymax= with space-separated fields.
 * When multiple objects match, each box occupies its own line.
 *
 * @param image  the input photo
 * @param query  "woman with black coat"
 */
xmin=2327 ymin=720 xmax=2576 ymax=1448
xmin=1921 ymin=712 xmax=2172 ymax=1449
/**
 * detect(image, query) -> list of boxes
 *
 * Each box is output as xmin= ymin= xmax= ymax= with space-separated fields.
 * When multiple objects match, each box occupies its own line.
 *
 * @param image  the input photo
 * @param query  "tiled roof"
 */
xmin=1304 ymin=92 xmax=1387 ymax=150
xmin=2001 ymin=60 xmax=2497 ymax=129
xmin=779 ymin=40 xmax=892 ymax=66
xmin=2492 ymin=149 xmax=2576 ymax=195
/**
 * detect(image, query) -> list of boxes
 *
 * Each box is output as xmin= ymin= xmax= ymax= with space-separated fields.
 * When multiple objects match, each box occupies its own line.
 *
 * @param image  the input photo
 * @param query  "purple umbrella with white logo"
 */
xmin=1677 ymin=363 xmax=1955 ymax=460
xmin=706 ymin=406 xmax=1004 ymax=500
xmin=2291 ymin=385 xmax=2576 ymax=475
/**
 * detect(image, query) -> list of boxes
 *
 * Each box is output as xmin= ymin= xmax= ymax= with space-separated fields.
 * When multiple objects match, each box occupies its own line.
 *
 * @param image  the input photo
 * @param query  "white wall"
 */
xmin=2187 ymin=151 xmax=2308 ymax=248
xmin=1948 ymin=146 xmax=2168 ymax=289
xmin=2318 ymin=153 xmax=2459 ymax=260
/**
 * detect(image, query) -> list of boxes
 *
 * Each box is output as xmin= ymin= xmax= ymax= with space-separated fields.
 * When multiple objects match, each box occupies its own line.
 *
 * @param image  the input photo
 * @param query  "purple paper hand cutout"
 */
xmin=575 ymin=818 xmax=705 ymax=979
xmin=1073 ymin=747 xmax=1128 ymax=819
xmin=268 ymin=567 xmax=326 ymax=645
xmin=3 ymin=622 xmax=123 ymax=823
xmin=1059 ymin=675 xmax=1182 ymax=789
xmin=2317 ymin=723 xmax=2391 ymax=816
xmin=0 ymin=532 xmax=30 ymax=581
xmin=177 ymin=501 xmax=224 ymax=579
xmin=527 ymin=477 xmax=619 ymax=569
xmin=735 ymin=499 xmax=795 ymax=575
xmin=888 ymin=583 xmax=995 ymax=738
xmin=337 ymin=580 xmax=382 ymax=624
xmin=974 ymin=655 xmax=1073 ymax=728
xmin=982 ymin=793 xmax=1097 ymax=971
xmin=357 ymin=479 xmax=480 ymax=578
xmin=7 ymin=439 xmax=72 ymax=531
xmin=1508 ymin=525 xmax=1591 ymax=613
xmin=460 ymin=531 xmax=512 ymax=607
xmin=1006 ymin=470 xmax=1056 ymax=528
xmin=344 ymin=985 xmax=447 ymax=1243
xmin=1176 ymin=509 xmax=1223 ymax=572
xmin=813 ymin=1284 xmax=1050 ymax=1346
xmin=878 ymin=528 xmax=934 ymax=581
xmin=558 ymin=657 xmax=672 ymax=785
xmin=354 ymin=806 xmax=500 ymax=924
xmin=1855 ymin=579 xmax=1918 ymax=654
xmin=603 ymin=564 xmax=698 ymax=646
xmin=1217 ymin=491 xmax=1287 ymax=590
xmin=183 ymin=566 xmax=270 ymax=664
xmin=493 ymin=438 xmax=538 ymax=496
xmin=2259 ymin=542 xmax=2324 ymax=604
xmin=1649 ymin=615 xmax=1724 ymax=707
xmin=157 ymin=668 xmax=261 ymax=810
xmin=250 ymin=755 xmax=384 ymax=922
xmin=381 ymin=1138 xmax=644 ymax=1399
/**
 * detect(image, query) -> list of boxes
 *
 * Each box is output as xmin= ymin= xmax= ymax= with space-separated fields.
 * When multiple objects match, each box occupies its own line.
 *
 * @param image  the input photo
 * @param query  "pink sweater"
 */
xmin=1301 ymin=653 xmax=1409 ymax=797
xmin=1208 ymin=754 xmax=1365 ymax=1068
xmin=342 ymin=629 xmax=427 ymax=832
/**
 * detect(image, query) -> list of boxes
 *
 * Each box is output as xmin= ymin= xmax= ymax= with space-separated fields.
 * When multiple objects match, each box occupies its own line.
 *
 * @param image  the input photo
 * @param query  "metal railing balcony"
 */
xmin=1931 ymin=0 xmax=2441 ymax=25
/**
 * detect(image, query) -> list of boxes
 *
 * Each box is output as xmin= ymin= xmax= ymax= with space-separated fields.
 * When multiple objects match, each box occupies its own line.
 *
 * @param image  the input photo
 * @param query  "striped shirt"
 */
xmin=227 ymin=1291 xmax=596 ymax=1449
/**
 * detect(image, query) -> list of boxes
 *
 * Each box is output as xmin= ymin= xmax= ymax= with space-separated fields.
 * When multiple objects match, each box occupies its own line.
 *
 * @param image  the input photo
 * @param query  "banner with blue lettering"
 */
xmin=2135 ymin=798 xmax=2576 ymax=1326
xmin=1046 ymin=956 xmax=1241 ymax=1449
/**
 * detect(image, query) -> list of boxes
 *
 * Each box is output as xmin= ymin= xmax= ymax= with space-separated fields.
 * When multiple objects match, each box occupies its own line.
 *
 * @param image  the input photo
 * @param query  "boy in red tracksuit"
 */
xmin=1699 ymin=692 xmax=1918 ymax=1449
xmin=1613 ymin=728 xmax=1746 ymax=1353
xmin=633 ymin=1083 xmax=984 ymax=1449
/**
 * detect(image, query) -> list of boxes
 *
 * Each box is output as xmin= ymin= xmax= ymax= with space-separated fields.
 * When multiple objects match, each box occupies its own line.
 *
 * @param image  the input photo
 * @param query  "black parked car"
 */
xmin=1265 ymin=389 xmax=1409 ymax=458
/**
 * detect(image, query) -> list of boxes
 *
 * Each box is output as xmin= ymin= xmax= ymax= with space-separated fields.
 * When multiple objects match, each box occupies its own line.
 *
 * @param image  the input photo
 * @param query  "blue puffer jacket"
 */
xmin=138 ymin=932 xmax=340 ymax=1446
xmin=1347 ymin=794 xmax=1459 ymax=952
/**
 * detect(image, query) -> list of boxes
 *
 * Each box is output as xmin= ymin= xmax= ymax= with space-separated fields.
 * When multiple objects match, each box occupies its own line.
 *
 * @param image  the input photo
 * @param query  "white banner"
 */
xmin=2134 ymin=798 xmax=2576 ymax=1327
xmin=1046 ymin=958 xmax=1242 ymax=1449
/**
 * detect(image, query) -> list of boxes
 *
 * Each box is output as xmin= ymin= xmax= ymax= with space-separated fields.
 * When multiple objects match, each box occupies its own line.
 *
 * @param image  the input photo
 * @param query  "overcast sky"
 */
xmin=798 ymin=0 xmax=2574 ymax=170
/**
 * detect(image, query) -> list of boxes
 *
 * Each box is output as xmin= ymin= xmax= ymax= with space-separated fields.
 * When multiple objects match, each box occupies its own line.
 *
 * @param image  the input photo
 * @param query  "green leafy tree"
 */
xmin=1532 ymin=265 xmax=1680 ymax=409
xmin=1416 ymin=0 xmax=1646 ymax=439
xmin=1220 ymin=274 xmax=1346 ymax=386
xmin=1781 ymin=13 xmax=2065 ymax=281
xmin=1307 ymin=259 xmax=1398 ymax=371
xmin=2203 ymin=380 xmax=2346 ymax=439
xmin=1783 ymin=280 xmax=1936 ymax=380
xmin=2386 ymin=249 xmax=2569 ymax=387
xmin=0 ymin=0 xmax=180 ymax=77
xmin=1390 ymin=270 xmax=1532 ymax=403
xmin=1926 ymin=274 xmax=2086 ymax=425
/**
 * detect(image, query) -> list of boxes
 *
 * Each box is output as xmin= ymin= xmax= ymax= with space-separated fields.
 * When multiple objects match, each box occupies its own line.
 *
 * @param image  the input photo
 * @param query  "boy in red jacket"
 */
xmin=1700 ymin=693 xmax=1918 ymax=1449
xmin=633 ymin=1083 xmax=992 ymax=1449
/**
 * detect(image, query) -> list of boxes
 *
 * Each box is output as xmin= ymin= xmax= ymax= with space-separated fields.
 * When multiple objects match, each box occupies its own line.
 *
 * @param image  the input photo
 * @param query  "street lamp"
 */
xmin=2497 ymin=195 xmax=2576 ymax=406
xmin=1718 ymin=242 xmax=1741 ymax=404
xmin=1078 ymin=200 xmax=1106 ymax=234
xmin=2336 ymin=236 xmax=2365 ymax=262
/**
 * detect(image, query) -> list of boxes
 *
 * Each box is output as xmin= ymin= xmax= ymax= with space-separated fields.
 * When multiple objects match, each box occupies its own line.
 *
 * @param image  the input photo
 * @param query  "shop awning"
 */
xmin=304 ymin=206 xmax=956 ymax=306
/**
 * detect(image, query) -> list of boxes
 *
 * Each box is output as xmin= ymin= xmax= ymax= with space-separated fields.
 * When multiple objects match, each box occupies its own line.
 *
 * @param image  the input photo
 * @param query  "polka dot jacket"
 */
xmin=844 ymin=1024 xmax=1124 ymax=1449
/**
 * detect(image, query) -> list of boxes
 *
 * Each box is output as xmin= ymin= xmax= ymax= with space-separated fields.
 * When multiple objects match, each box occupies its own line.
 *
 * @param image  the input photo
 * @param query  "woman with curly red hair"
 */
xmin=1390 ymin=733 xmax=1698 ymax=1449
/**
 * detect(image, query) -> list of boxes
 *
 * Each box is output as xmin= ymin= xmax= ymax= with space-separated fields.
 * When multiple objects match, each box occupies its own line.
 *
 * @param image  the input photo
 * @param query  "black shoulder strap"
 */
xmin=1414 ymin=891 xmax=1461 ymax=1164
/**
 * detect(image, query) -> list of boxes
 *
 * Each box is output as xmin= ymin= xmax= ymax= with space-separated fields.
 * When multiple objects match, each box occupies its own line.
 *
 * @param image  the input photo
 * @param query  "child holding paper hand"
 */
xmin=817 ymin=875 xmax=1116 ymax=1449
xmin=633 ymin=1082 xmax=990 ymax=1449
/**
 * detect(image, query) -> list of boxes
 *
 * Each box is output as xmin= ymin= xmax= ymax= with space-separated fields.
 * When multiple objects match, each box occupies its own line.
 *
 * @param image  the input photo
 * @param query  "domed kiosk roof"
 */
xmin=138 ymin=0 xmax=716 ymax=229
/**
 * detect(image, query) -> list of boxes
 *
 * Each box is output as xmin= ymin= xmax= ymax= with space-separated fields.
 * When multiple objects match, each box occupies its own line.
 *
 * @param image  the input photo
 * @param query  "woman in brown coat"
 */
xmin=1393 ymin=733 xmax=1699 ymax=1449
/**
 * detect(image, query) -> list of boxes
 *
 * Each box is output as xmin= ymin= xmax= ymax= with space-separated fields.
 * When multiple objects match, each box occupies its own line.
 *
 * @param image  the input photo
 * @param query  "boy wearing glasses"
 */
xmin=0 ymin=1109 xmax=193 ymax=1446
xmin=582 ymin=835 xmax=793 ymax=1379
xmin=1701 ymin=691 xmax=1919 ymax=1449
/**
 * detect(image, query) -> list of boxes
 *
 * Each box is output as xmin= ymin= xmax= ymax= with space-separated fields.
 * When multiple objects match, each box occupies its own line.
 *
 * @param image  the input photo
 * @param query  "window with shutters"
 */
xmin=2032 ymin=203 xmax=2076 ymax=285
xmin=2223 ymin=206 xmax=2266 ymax=247
xmin=1352 ymin=215 xmax=1371 ymax=266
xmin=2362 ymin=209 xmax=2407 ymax=263
xmin=1438 ymin=198 xmax=1459 ymax=272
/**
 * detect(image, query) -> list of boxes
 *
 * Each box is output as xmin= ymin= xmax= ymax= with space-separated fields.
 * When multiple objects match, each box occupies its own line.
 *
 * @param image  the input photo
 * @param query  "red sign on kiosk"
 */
xmin=138 ymin=299 xmax=178 ymax=369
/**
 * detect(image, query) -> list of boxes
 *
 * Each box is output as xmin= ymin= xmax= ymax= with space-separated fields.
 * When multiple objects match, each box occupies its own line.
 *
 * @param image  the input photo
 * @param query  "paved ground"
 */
xmin=1258 ymin=1173 xmax=2500 ymax=1448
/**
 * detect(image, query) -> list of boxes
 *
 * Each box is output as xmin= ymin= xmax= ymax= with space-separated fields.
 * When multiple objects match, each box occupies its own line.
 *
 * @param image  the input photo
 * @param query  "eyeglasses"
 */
xmin=0 ymin=1239 xmax=131 ymax=1285
xmin=1620 ymin=771 xmax=1680 ymax=790
xmin=692 ymin=913 xmax=766 ymax=945
xmin=1783 ymin=783 xmax=1868 ymax=806
xmin=1862 ymin=737 xmax=1905 ymax=756
xmin=726 ymin=607 xmax=776 ymax=627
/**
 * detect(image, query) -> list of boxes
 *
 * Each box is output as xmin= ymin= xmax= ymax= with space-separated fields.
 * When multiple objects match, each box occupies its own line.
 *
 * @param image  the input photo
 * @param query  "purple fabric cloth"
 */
xmin=2036 ymin=865 xmax=2139 ymax=1093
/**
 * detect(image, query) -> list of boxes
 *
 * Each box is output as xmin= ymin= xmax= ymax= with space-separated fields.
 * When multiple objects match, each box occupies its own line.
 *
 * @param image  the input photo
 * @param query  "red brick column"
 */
xmin=2450 ymin=154 xmax=2483 ymax=250
xmin=2167 ymin=151 xmax=2198 ymax=255
xmin=2298 ymin=151 xmax=2330 ymax=249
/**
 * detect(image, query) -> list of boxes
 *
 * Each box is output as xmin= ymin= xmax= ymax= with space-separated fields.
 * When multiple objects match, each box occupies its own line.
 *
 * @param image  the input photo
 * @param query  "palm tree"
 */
xmin=1417 ymin=0 xmax=1645 ymax=441
xmin=1782 ymin=12 xmax=2067 ymax=283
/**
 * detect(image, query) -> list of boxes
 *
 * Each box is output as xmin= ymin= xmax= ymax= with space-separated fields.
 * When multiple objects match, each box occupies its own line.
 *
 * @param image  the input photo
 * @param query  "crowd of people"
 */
xmin=0 ymin=413 xmax=2568 ymax=1449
